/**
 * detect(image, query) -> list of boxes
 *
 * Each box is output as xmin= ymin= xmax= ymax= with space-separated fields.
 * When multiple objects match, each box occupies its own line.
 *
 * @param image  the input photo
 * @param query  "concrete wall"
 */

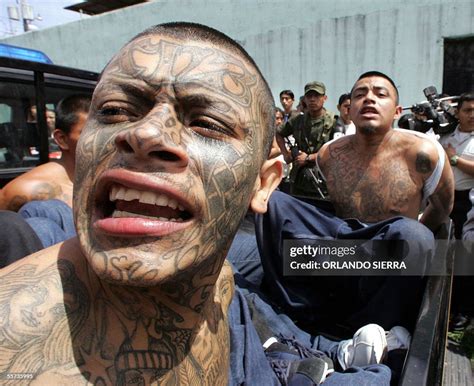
xmin=245 ymin=1 xmax=474 ymax=107
xmin=1 ymin=0 xmax=473 ymax=108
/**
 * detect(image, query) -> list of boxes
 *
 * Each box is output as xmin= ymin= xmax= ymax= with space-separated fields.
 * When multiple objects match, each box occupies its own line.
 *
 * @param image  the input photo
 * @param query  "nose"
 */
xmin=362 ymin=91 xmax=376 ymax=104
xmin=114 ymin=109 xmax=189 ymax=170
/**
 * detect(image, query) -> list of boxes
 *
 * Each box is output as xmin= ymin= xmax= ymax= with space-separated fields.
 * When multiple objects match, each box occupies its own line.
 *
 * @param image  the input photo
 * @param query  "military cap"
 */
xmin=304 ymin=81 xmax=326 ymax=95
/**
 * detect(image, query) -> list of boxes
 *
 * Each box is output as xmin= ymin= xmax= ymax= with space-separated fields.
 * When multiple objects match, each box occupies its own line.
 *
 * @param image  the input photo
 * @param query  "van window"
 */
xmin=0 ymin=59 xmax=97 ymax=187
xmin=0 ymin=78 xmax=39 ymax=170
xmin=0 ymin=104 xmax=11 ymax=124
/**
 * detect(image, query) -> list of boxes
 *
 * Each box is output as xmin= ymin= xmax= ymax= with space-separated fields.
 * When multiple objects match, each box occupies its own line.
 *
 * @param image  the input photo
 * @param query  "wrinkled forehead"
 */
xmin=100 ymin=34 xmax=260 ymax=106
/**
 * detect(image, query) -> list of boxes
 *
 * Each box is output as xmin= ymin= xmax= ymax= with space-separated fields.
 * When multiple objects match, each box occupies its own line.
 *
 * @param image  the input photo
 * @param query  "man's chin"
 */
xmin=359 ymin=125 xmax=377 ymax=134
xmin=79 ymin=238 xmax=181 ymax=286
xmin=86 ymin=251 xmax=176 ymax=287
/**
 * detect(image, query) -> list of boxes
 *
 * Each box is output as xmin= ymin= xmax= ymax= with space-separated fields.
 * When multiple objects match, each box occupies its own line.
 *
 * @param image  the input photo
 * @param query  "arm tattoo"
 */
xmin=415 ymin=151 xmax=433 ymax=174
xmin=6 ymin=195 xmax=28 ymax=211
xmin=6 ymin=182 xmax=63 ymax=211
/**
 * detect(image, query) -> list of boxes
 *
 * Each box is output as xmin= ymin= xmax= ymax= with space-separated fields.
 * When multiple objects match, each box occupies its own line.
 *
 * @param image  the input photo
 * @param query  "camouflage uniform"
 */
xmin=278 ymin=109 xmax=336 ymax=197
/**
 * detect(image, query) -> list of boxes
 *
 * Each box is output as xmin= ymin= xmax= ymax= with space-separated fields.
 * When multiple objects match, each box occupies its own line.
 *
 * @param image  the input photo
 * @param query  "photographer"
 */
xmin=276 ymin=81 xmax=336 ymax=197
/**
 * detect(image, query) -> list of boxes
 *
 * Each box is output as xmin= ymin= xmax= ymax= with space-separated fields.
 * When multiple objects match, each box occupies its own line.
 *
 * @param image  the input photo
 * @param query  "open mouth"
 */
xmin=90 ymin=168 xmax=198 ymax=237
xmin=104 ymin=184 xmax=193 ymax=222
xmin=360 ymin=107 xmax=378 ymax=115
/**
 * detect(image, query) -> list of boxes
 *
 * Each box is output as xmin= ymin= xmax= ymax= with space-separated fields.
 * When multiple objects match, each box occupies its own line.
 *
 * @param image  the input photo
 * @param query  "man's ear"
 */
xmin=53 ymin=129 xmax=69 ymax=151
xmin=394 ymin=105 xmax=403 ymax=120
xmin=250 ymin=158 xmax=283 ymax=214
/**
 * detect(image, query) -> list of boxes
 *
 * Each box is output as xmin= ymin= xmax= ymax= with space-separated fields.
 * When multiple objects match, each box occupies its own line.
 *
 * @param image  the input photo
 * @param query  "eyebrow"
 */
xmin=107 ymin=79 xmax=222 ymax=107
xmin=119 ymin=81 xmax=156 ymax=100
xmin=179 ymin=93 xmax=220 ymax=108
xmin=352 ymin=85 xmax=391 ymax=94
xmin=175 ymin=83 xmax=248 ymax=116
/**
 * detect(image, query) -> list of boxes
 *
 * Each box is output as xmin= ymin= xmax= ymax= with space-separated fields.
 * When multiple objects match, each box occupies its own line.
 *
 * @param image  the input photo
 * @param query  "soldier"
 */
xmin=276 ymin=81 xmax=337 ymax=197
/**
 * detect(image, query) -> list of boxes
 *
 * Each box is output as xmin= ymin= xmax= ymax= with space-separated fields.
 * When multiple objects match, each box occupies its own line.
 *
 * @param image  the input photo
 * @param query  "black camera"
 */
xmin=290 ymin=144 xmax=300 ymax=160
xmin=399 ymin=86 xmax=458 ymax=135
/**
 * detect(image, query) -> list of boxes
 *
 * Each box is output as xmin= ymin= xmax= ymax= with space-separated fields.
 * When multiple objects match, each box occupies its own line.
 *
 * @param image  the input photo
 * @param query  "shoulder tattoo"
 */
xmin=415 ymin=151 xmax=433 ymax=174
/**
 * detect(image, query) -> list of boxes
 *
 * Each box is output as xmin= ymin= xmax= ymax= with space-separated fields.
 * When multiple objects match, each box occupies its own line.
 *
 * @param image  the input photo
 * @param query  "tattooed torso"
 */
xmin=0 ymin=161 xmax=73 ymax=211
xmin=320 ymin=131 xmax=437 ymax=222
xmin=0 ymin=239 xmax=233 ymax=385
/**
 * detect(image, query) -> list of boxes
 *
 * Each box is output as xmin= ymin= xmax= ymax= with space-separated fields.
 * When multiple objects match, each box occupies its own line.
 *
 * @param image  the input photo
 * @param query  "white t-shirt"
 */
xmin=439 ymin=126 xmax=474 ymax=191
xmin=344 ymin=122 xmax=356 ymax=136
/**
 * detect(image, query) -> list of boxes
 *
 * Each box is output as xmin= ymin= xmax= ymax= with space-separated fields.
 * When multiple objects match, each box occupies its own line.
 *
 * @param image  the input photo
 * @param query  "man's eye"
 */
xmin=97 ymin=106 xmax=136 ymax=123
xmin=189 ymin=118 xmax=233 ymax=138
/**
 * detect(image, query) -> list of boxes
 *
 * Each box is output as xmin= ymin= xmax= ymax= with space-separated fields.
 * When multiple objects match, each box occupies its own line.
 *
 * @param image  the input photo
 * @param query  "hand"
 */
xmin=443 ymin=143 xmax=456 ymax=158
xmin=294 ymin=152 xmax=308 ymax=167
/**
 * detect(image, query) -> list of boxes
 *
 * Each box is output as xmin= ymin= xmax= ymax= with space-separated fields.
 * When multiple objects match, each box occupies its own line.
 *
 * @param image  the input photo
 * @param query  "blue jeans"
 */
xmin=255 ymin=191 xmax=435 ymax=333
xmin=228 ymin=286 xmax=391 ymax=385
xmin=19 ymin=199 xmax=76 ymax=248
xmin=227 ymin=214 xmax=264 ymax=290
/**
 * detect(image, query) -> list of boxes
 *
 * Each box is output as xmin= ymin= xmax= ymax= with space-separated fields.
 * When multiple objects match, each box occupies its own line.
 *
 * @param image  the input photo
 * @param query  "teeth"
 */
xmin=109 ymin=185 xmax=187 ymax=213
xmin=116 ymin=186 xmax=126 ymax=200
xmin=155 ymin=194 xmax=169 ymax=206
xmin=140 ymin=191 xmax=156 ymax=205
xmin=168 ymin=198 xmax=178 ymax=210
xmin=109 ymin=185 xmax=118 ymax=202
xmin=124 ymin=188 xmax=141 ymax=201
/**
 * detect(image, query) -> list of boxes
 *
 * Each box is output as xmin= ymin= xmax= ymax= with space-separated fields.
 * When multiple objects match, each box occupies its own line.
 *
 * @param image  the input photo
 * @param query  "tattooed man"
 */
xmin=0 ymin=95 xmax=90 ymax=212
xmin=257 ymin=71 xmax=455 ymax=334
xmin=0 ymin=23 xmax=282 ymax=385
xmin=317 ymin=71 xmax=454 ymax=231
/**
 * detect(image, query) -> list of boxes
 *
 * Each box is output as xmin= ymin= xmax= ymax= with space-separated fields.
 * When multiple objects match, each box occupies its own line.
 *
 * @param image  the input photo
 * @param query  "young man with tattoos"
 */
xmin=0 ymin=23 xmax=285 ymax=385
xmin=257 ymin=71 xmax=454 ymax=335
xmin=0 ymin=95 xmax=90 ymax=212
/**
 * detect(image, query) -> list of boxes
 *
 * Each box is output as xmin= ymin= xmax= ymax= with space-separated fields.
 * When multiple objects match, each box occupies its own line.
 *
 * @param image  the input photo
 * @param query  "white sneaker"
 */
xmin=337 ymin=324 xmax=387 ymax=370
xmin=386 ymin=326 xmax=411 ymax=351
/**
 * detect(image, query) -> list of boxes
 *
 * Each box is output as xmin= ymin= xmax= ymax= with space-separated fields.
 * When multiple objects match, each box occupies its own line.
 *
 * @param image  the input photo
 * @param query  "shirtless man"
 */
xmin=257 ymin=71 xmax=454 ymax=333
xmin=318 ymin=71 xmax=454 ymax=232
xmin=0 ymin=95 xmax=90 ymax=211
xmin=0 ymin=23 xmax=281 ymax=385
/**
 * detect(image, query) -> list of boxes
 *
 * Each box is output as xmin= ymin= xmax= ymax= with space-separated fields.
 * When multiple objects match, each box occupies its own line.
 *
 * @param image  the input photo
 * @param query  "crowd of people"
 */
xmin=0 ymin=21 xmax=473 ymax=385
